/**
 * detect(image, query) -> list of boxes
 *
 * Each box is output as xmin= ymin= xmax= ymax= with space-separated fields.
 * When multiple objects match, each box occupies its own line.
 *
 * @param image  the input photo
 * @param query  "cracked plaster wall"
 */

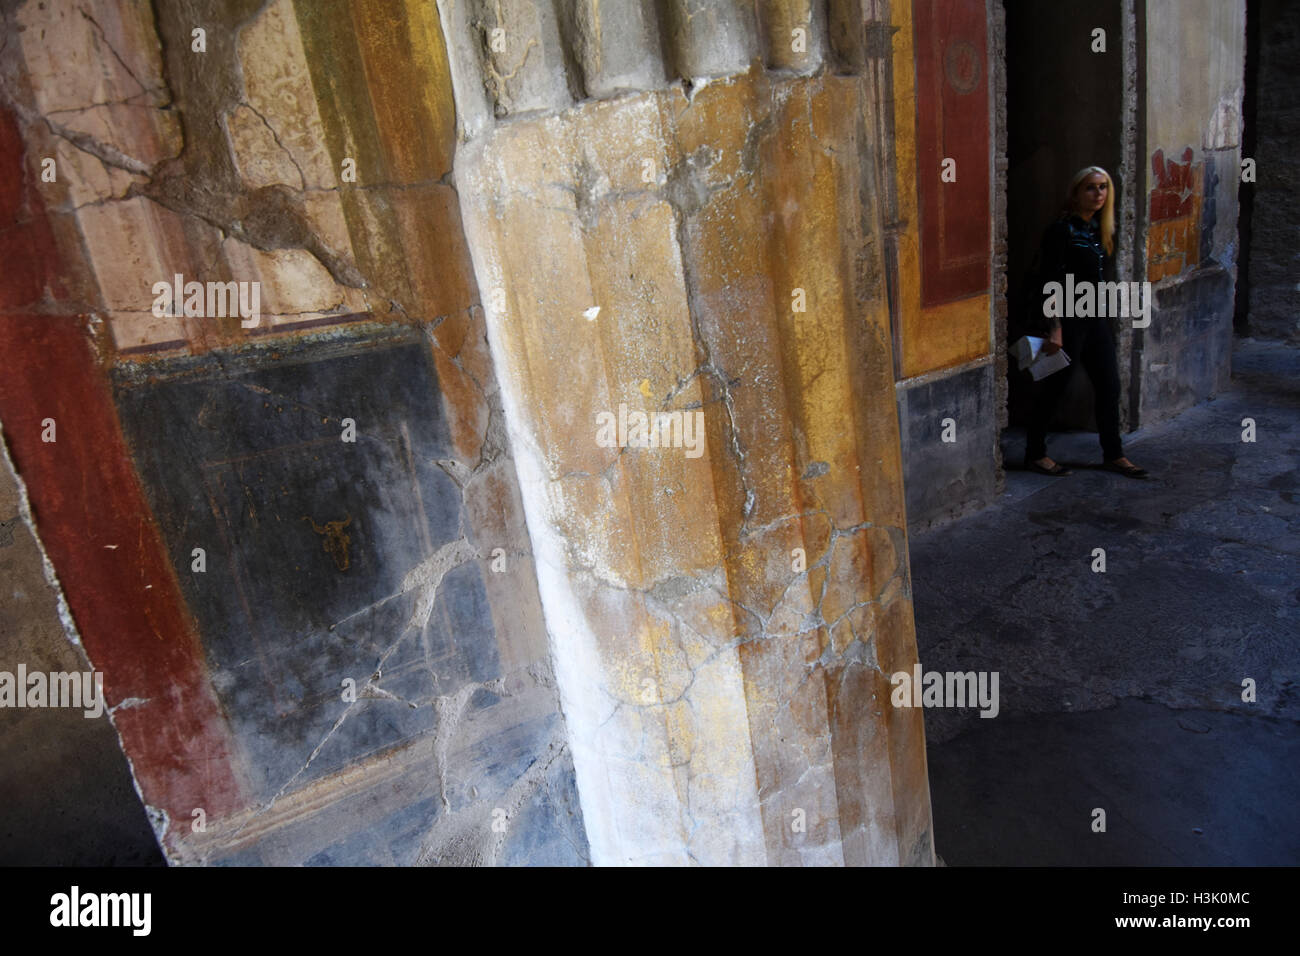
xmin=0 ymin=0 xmax=585 ymax=865
xmin=446 ymin=0 xmax=934 ymax=865
xmin=1138 ymin=0 xmax=1246 ymax=427
xmin=1 ymin=0 xmax=937 ymax=866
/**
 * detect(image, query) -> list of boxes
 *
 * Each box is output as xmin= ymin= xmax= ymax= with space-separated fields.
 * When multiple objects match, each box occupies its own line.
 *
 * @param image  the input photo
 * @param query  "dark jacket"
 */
xmin=1020 ymin=213 xmax=1111 ymax=337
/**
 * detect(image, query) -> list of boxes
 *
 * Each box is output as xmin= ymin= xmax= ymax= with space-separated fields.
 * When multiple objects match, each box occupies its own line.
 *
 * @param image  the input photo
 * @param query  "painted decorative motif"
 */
xmin=1148 ymin=147 xmax=1205 ymax=282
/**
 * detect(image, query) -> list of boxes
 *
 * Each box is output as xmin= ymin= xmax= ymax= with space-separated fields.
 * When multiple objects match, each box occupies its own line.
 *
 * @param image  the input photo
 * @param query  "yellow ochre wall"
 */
xmin=890 ymin=0 xmax=993 ymax=381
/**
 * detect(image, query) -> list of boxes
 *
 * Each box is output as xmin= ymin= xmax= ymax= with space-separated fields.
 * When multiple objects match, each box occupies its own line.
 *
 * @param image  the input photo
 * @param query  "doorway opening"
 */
xmin=1003 ymin=0 xmax=1138 ymax=463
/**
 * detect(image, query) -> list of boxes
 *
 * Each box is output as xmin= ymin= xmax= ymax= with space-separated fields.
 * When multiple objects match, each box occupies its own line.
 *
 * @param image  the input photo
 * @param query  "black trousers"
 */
xmin=1025 ymin=316 xmax=1124 ymax=462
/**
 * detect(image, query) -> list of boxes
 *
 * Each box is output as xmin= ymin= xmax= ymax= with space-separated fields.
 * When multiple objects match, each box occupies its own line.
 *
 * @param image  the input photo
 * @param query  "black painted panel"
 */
xmin=114 ymin=332 xmax=499 ymax=800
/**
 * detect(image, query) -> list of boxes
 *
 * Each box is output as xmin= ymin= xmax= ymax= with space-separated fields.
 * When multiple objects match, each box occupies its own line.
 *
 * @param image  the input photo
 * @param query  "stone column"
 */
xmin=445 ymin=0 xmax=934 ymax=865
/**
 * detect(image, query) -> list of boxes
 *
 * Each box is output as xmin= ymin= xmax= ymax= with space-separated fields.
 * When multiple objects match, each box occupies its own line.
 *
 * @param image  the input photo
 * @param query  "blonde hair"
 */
xmin=1064 ymin=165 xmax=1115 ymax=256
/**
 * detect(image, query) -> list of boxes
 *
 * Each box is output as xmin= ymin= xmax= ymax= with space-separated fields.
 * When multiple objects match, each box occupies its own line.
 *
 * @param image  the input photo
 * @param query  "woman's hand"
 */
xmin=1042 ymin=325 xmax=1063 ymax=355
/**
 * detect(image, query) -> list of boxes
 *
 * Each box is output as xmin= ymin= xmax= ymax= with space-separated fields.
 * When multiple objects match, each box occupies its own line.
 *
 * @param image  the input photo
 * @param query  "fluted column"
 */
xmin=450 ymin=1 xmax=934 ymax=865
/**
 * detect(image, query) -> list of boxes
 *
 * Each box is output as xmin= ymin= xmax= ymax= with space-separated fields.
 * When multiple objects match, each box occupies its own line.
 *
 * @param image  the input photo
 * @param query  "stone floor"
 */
xmin=912 ymin=337 xmax=1300 ymax=865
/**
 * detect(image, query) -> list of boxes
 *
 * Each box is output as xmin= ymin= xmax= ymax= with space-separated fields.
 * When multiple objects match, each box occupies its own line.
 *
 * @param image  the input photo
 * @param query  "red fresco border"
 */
xmin=0 ymin=318 xmax=250 ymax=835
xmin=0 ymin=104 xmax=247 ymax=842
xmin=914 ymin=0 xmax=992 ymax=307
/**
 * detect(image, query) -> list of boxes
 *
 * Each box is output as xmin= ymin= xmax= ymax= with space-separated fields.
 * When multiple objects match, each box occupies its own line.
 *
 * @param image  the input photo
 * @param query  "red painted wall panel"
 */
xmin=914 ymin=0 xmax=992 ymax=307
xmin=0 ymin=106 xmax=246 ymax=845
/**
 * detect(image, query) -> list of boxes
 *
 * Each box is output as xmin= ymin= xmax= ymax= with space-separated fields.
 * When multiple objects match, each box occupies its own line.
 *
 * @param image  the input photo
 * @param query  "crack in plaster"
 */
xmin=77 ymin=6 xmax=170 ymax=105
xmin=235 ymin=98 xmax=307 ymax=191
xmin=413 ymin=728 xmax=584 ymax=866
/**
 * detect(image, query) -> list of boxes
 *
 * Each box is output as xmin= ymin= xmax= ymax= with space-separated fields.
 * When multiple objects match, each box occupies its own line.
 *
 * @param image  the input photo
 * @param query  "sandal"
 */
xmin=1025 ymin=457 xmax=1072 ymax=476
xmin=1103 ymin=458 xmax=1148 ymax=479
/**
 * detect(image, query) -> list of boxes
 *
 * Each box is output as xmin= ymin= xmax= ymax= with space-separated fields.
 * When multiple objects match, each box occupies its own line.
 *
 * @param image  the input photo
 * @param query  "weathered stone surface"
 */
xmin=898 ymin=363 xmax=1000 ymax=531
xmin=1141 ymin=0 xmax=1245 ymax=424
xmin=757 ymin=0 xmax=826 ymax=73
xmin=660 ymin=0 xmax=759 ymax=79
xmin=457 ymin=59 xmax=931 ymax=865
xmin=1140 ymin=265 xmax=1236 ymax=427
xmin=469 ymin=0 xmax=573 ymax=117
xmin=561 ymin=0 xmax=668 ymax=98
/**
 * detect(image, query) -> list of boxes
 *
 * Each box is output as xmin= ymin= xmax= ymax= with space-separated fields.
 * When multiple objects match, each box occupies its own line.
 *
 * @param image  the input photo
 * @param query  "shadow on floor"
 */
xmin=912 ymin=337 xmax=1300 ymax=865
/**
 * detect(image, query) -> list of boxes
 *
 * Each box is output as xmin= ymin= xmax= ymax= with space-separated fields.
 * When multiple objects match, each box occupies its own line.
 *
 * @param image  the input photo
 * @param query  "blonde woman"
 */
xmin=1024 ymin=166 xmax=1148 ymax=479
